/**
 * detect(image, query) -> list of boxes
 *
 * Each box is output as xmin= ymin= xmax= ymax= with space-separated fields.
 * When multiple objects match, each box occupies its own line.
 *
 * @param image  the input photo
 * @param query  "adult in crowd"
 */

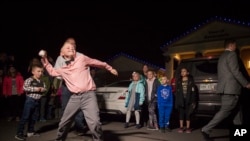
xmin=201 ymin=39 xmax=250 ymax=140
xmin=41 ymin=41 xmax=118 ymax=141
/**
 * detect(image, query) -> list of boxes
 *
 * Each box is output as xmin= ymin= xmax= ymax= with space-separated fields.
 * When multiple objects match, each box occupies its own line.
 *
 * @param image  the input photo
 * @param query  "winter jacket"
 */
xmin=125 ymin=80 xmax=145 ymax=110
xmin=3 ymin=72 xmax=24 ymax=96
xmin=175 ymin=76 xmax=197 ymax=109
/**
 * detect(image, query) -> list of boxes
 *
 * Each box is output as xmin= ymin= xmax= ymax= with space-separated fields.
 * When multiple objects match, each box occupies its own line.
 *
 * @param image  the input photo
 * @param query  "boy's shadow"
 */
xmin=37 ymin=120 xmax=60 ymax=133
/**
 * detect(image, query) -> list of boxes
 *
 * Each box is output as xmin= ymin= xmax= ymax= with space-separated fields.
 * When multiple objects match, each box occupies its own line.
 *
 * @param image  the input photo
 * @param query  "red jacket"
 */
xmin=3 ymin=73 xmax=24 ymax=96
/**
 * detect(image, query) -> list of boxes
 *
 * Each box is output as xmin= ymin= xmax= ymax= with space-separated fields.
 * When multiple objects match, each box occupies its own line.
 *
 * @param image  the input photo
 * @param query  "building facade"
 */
xmin=161 ymin=17 xmax=250 ymax=79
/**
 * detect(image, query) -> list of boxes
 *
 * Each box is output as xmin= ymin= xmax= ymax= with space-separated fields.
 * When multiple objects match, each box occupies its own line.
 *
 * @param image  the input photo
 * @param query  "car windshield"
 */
xmin=176 ymin=58 xmax=218 ymax=77
xmin=106 ymin=80 xmax=131 ymax=87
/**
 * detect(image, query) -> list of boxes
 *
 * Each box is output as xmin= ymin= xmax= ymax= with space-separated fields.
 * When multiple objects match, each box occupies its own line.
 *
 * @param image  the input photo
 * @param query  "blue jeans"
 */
xmin=61 ymin=83 xmax=86 ymax=131
xmin=16 ymin=96 xmax=40 ymax=135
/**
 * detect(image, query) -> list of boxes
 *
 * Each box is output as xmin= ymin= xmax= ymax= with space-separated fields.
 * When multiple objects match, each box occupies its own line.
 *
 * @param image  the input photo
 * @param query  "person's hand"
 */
xmin=110 ymin=69 xmax=118 ymax=76
xmin=40 ymin=55 xmax=49 ymax=66
xmin=50 ymin=93 xmax=56 ymax=97
xmin=40 ymin=87 xmax=46 ymax=92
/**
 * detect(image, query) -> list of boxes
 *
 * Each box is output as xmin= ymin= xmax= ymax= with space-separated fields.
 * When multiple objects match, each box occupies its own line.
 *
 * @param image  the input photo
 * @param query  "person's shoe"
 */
xmin=201 ymin=130 xmax=211 ymax=141
xmin=165 ymin=127 xmax=172 ymax=132
xmin=154 ymin=123 xmax=159 ymax=130
xmin=124 ymin=122 xmax=129 ymax=128
xmin=135 ymin=124 xmax=141 ymax=129
xmin=185 ymin=128 xmax=192 ymax=133
xmin=160 ymin=128 xmax=165 ymax=133
xmin=147 ymin=126 xmax=157 ymax=130
xmin=27 ymin=132 xmax=40 ymax=137
xmin=15 ymin=134 xmax=26 ymax=140
xmin=177 ymin=127 xmax=184 ymax=133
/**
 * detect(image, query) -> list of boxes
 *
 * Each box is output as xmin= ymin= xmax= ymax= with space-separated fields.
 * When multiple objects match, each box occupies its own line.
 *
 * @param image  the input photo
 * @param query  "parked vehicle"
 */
xmin=96 ymin=80 xmax=131 ymax=115
xmin=173 ymin=56 xmax=220 ymax=117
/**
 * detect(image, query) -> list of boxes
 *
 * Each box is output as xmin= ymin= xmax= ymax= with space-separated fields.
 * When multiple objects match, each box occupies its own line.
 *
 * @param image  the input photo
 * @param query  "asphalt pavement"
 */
xmin=0 ymin=114 xmax=231 ymax=141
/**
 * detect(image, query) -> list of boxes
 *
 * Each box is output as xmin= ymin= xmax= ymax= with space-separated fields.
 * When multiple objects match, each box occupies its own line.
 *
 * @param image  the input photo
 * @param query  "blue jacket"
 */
xmin=157 ymin=85 xmax=173 ymax=106
xmin=125 ymin=80 xmax=145 ymax=110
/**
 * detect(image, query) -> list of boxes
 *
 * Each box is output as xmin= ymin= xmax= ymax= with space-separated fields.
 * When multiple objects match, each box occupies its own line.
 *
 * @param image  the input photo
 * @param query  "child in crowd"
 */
xmin=146 ymin=70 xmax=161 ymax=130
xmin=0 ymin=67 xmax=4 ymax=118
xmin=39 ymin=72 xmax=51 ymax=122
xmin=47 ymin=84 xmax=62 ymax=120
xmin=157 ymin=75 xmax=173 ymax=133
xmin=54 ymin=85 xmax=62 ymax=119
xmin=3 ymin=64 xmax=24 ymax=122
xmin=124 ymin=71 xmax=145 ymax=129
xmin=175 ymin=67 xmax=197 ymax=133
xmin=15 ymin=64 xmax=46 ymax=140
xmin=139 ymin=64 xmax=149 ymax=127
xmin=0 ymin=66 xmax=4 ymax=92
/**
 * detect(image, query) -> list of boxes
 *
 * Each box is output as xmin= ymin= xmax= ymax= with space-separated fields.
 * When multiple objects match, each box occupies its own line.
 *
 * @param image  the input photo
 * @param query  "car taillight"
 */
xmin=171 ymin=78 xmax=176 ymax=93
xmin=118 ymin=90 xmax=128 ymax=100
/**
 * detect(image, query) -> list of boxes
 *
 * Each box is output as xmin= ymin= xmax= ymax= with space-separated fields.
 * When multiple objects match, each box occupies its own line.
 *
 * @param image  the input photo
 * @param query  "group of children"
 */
xmin=124 ymin=66 xmax=197 ymax=134
xmin=14 ymin=38 xmax=119 ymax=141
xmin=10 ymin=61 xmax=196 ymax=140
xmin=5 ymin=40 xmax=197 ymax=140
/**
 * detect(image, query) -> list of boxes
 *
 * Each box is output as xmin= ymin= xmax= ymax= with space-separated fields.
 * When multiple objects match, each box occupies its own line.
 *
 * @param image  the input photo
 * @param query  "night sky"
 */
xmin=1 ymin=1 xmax=250 ymax=72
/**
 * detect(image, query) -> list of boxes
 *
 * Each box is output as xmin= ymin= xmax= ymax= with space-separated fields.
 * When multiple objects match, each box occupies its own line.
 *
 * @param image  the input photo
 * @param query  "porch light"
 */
xmin=248 ymin=60 xmax=250 ymax=69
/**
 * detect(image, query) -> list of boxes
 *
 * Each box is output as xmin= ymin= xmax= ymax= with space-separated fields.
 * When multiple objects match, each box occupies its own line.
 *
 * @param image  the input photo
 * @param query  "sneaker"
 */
xmin=160 ymin=128 xmax=165 ymax=133
xmin=135 ymin=124 xmax=141 ymax=129
xmin=147 ymin=126 xmax=157 ymax=130
xmin=185 ymin=128 xmax=192 ymax=133
xmin=177 ymin=127 xmax=184 ymax=133
xmin=15 ymin=134 xmax=26 ymax=140
xmin=154 ymin=124 xmax=159 ymax=130
xmin=165 ymin=127 xmax=172 ymax=132
xmin=124 ymin=122 xmax=129 ymax=128
xmin=155 ymin=127 xmax=159 ymax=130
xmin=27 ymin=132 xmax=40 ymax=137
